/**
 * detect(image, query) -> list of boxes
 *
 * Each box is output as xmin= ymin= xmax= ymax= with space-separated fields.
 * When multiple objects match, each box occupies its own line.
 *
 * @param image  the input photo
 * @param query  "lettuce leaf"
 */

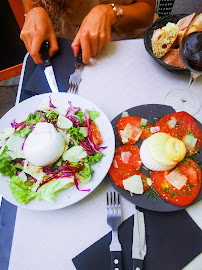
xmin=9 ymin=176 xmax=36 ymax=205
xmin=46 ymin=110 xmax=58 ymax=123
xmin=75 ymin=111 xmax=85 ymax=121
xmin=88 ymin=110 xmax=100 ymax=122
xmin=75 ymin=110 xmax=99 ymax=122
xmin=85 ymin=152 xmax=104 ymax=165
xmin=0 ymin=146 xmax=23 ymax=177
xmin=35 ymin=177 xmax=74 ymax=202
xmin=68 ymin=126 xmax=85 ymax=144
xmin=79 ymin=163 xmax=93 ymax=182
xmin=9 ymin=176 xmax=75 ymax=205
xmin=15 ymin=126 xmax=32 ymax=138
xmin=25 ymin=111 xmax=43 ymax=125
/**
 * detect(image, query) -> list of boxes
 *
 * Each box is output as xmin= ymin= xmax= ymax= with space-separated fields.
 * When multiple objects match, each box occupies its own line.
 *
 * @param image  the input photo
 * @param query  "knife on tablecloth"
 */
xmin=132 ymin=207 xmax=147 ymax=270
xmin=40 ymin=40 xmax=59 ymax=92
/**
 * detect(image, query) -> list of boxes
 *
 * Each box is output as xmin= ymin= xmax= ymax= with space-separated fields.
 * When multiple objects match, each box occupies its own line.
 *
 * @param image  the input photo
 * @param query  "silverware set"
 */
xmin=40 ymin=41 xmax=83 ymax=94
xmin=106 ymin=191 xmax=147 ymax=270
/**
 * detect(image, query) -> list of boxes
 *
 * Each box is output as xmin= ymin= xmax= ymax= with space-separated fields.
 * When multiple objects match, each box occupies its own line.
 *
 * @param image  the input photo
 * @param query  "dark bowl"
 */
xmin=144 ymin=14 xmax=190 ymax=74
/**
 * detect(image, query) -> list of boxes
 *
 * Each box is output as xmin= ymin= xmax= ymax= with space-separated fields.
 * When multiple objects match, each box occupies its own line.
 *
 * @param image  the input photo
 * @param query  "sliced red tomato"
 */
xmin=108 ymin=145 xmax=149 ymax=192
xmin=117 ymin=116 xmax=152 ymax=145
xmin=155 ymin=111 xmax=202 ymax=156
xmin=151 ymin=159 xmax=202 ymax=206
xmin=89 ymin=119 xmax=102 ymax=146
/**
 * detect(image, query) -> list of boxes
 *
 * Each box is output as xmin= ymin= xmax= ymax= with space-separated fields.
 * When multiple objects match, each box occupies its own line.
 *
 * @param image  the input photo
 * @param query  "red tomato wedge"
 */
xmin=151 ymin=159 xmax=202 ymax=206
xmin=155 ymin=111 xmax=202 ymax=156
xmin=89 ymin=119 xmax=102 ymax=146
xmin=117 ymin=116 xmax=152 ymax=145
xmin=108 ymin=145 xmax=149 ymax=191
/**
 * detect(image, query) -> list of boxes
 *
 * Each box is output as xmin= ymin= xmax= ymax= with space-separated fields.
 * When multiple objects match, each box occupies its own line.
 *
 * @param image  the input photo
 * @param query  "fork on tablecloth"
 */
xmin=68 ymin=48 xmax=83 ymax=94
xmin=107 ymin=191 xmax=123 ymax=270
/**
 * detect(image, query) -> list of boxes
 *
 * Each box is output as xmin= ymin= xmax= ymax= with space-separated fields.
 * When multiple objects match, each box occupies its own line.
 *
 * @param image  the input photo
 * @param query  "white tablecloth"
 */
xmin=9 ymin=39 xmax=202 ymax=270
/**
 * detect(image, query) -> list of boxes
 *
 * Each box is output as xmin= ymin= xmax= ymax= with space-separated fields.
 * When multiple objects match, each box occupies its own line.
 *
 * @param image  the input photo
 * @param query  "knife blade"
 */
xmin=132 ymin=207 xmax=147 ymax=270
xmin=40 ymin=40 xmax=59 ymax=93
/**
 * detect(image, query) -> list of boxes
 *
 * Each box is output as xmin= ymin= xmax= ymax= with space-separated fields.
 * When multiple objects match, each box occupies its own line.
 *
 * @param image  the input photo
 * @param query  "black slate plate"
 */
xmin=106 ymin=104 xmax=202 ymax=212
xmin=144 ymin=14 xmax=190 ymax=74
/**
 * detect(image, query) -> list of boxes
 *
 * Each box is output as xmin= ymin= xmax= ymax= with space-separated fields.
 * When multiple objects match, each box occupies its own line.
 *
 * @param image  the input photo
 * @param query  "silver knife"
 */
xmin=132 ymin=207 xmax=147 ymax=270
xmin=40 ymin=41 xmax=59 ymax=93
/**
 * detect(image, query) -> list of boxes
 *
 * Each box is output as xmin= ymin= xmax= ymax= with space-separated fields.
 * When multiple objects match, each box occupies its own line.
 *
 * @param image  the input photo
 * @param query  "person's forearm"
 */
xmin=23 ymin=0 xmax=38 ymax=14
xmin=113 ymin=2 xmax=155 ymax=30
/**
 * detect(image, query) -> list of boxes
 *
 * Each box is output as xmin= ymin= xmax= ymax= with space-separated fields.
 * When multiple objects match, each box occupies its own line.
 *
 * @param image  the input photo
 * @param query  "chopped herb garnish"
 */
xmin=187 ymin=130 xmax=194 ymax=136
xmin=164 ymin=186 xmax=170 ymax=193
xmin=170 ymin=192 xmax=177 ymax=198
xmin=144 ymin=187 xmax=158 ymax=200
xmin=187 ymin=183 xmax=194 ymax=188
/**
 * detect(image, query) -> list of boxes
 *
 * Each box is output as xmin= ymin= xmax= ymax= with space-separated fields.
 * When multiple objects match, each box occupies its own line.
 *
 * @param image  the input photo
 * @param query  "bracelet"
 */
xmin=109 ymin=3 xmax=123 ymax=20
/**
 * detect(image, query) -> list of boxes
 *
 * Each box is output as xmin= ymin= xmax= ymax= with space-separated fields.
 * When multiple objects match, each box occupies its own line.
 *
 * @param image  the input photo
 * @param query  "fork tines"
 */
xmin=68 ymin=82 xmax=79 ymax=94
xmin=107 ymin=191 xmax=121 ymax=215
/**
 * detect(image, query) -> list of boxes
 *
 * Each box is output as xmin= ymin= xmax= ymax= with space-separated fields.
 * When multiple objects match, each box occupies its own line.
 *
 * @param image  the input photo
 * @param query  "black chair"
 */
xmin=156 ymin=0 xmax=176 ymax=17
xmin=157 ymin=0 xmax=202 ymax=17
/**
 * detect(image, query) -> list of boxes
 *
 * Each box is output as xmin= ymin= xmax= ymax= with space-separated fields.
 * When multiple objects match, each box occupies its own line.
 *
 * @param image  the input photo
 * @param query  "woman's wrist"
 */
xmin=93 ymin=4 xmax=118 ymax=26
xmin=24 ymin=6 xmax=45 ymax=17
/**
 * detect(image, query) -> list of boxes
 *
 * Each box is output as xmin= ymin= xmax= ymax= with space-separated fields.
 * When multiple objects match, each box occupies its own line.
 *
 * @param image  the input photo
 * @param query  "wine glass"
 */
xmin=166 ymin=5 xmax=202 ymax=115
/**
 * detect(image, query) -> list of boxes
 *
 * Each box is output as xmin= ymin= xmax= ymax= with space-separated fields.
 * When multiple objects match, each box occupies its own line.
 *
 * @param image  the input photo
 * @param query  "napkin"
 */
xmin=73 ymin=209 xmax=202 ymax=270
xmin=0 ymin=199 xmax=17 ymax=270
xmin=23 ymin=38 xmax=75 ymax=96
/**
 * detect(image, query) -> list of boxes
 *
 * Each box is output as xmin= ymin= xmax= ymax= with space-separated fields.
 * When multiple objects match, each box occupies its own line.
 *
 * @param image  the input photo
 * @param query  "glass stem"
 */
xmin=181 ymin=72 xmax=198 ymax=102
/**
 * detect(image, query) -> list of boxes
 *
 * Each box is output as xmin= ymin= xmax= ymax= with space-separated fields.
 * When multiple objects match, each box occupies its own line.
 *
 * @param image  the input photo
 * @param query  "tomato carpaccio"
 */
xmin=117 ymin=116 xmax=152 ymax=145
xmin=155 ymin=111 xmax=202 ymax=156
xmin=108 ymin=145 xmax=149 ymax=191
xmin=151 ymin=159 xmax=202 ymax=206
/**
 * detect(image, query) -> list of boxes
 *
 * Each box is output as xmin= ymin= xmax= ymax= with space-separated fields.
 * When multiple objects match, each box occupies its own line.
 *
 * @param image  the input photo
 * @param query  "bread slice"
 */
xmin=177 ymin=29 xmax=186 ymax=46
xmin=152 ymin=22 xmax=179 ymax=58
xmin=177 ymin=14 xmax=195 ymax=31
xmin=174 ymin=13 xmax=196 ymax=47
xmin=162 ymin=48 xmax=186 ymax=69
xmin=186 ymin=13 xmax=202 ymax=36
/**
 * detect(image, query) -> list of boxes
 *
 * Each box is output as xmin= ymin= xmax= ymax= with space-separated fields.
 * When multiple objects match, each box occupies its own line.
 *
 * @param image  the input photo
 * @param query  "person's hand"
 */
xmin=20 ymin=7 xmax=59 ymax=64
xmin=71 ymin=5 xmax=117 ymax=64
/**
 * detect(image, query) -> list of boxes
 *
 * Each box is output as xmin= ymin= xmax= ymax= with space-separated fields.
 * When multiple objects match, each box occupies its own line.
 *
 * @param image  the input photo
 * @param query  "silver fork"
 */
xmin=68 ymin=48 xmax=83 ymax=94
xmin=107 ymin=191 xmax=123 ymax=270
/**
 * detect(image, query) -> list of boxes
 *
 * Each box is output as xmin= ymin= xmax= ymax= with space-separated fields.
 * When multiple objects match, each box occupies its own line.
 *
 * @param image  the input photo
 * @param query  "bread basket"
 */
xmin=144 ymin=14 xmax=190 ymax=74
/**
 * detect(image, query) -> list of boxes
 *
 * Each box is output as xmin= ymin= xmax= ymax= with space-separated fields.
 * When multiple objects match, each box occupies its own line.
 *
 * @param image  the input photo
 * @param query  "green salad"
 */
xmin=0 ymin=97 xmax=106 ymax=205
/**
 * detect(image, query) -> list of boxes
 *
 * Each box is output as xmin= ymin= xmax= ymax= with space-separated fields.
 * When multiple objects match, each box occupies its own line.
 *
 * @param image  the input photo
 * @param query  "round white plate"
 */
xmin=0 ymin=93 xmax=115 ymax=210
